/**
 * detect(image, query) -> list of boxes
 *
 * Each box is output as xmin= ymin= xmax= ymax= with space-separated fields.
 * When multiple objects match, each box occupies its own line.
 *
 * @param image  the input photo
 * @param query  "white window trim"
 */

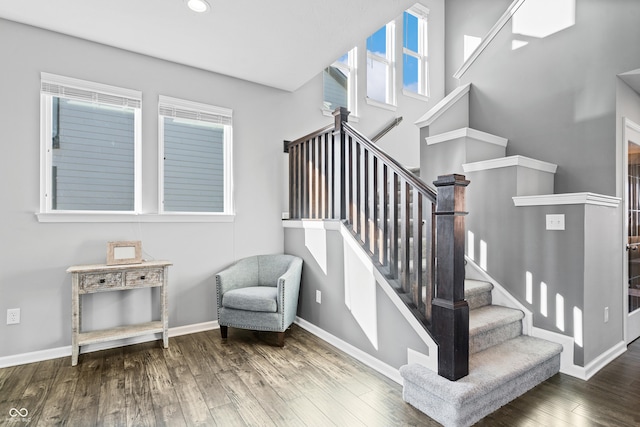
xmin=36 ymin=75 xmax=235 ymax=223
xmin=322 ymin=47 xmax=359 ymax=119
xmin=366 ymin=21 xmax=396 ymax=107
xmin=39 ymin=72 xmax=142 ymax=217
xmin=403 ymin=5 xmax=430 ymax=98
xmin=35 ymin=212 xmax=235 ymax=223
xmin=158 ymin=95 xmax=234 ymax=216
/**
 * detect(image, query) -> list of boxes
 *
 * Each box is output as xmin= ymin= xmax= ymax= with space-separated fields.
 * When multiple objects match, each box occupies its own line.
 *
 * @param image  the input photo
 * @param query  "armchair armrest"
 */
xmin=277 ymin=257 xmax=303 ymax=322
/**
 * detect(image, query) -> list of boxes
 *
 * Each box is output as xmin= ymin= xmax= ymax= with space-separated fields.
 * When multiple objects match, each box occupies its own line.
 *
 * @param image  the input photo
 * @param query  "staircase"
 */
xmin=401 ymin=279 xmax=562 ymax=427
xmin=394 ymin=81 xmax=565 ymax=425
xmin=284 ymin=101 xmax=564 ymax=425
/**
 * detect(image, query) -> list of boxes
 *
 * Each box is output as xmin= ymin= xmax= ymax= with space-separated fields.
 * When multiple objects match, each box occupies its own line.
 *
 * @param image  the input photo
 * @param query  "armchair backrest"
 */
xmin=256 ymin=254 xmax=299 ymax=286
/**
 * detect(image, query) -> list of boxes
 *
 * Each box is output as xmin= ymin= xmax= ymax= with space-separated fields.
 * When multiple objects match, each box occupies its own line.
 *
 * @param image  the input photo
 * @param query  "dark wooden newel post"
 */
xmin=333 ymin=107 xmax=349 ymax=220
xmin=432 ymin=174 xmax=469 ymax=381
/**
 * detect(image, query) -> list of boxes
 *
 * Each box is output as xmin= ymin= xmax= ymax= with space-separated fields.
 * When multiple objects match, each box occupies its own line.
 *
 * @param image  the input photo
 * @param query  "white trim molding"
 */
xmin=513 ymin=193 xmax=621 ymax=208
xmin=453 ymin=0 xmax=527 ymax=80
xmin=282 ymin=219 xmax=342 ymax=230
xmin=532 ymin=327 xmax=627 ymax=380
xmin=426 ymin=127 xmax=508 ymax=147
xmin=463 ymin=155 xmax=557 ymax=174
xmin=414 ymin=83 xmax=470 ymax=127
xmin=36 ymin=212 xmax=235 ymax=223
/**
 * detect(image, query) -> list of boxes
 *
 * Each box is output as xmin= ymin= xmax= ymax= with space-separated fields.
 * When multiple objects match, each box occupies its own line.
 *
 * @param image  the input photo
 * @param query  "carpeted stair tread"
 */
xmin=400 ymin=336 xmax=563 ymax=427
xmin=469 ymin=305 xmax=523 ymax=337
xmin=466 ymin=335 xmax=562 ymax=396
xmin=464 ymin=279 xmax=493 ymax=297
xmin=402 ymin=335 xmax=561 ymax=402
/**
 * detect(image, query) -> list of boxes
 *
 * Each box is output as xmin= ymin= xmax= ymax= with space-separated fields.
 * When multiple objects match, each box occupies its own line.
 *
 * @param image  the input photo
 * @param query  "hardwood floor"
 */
xmin=0 ymin=326 xmax=638 ymax=426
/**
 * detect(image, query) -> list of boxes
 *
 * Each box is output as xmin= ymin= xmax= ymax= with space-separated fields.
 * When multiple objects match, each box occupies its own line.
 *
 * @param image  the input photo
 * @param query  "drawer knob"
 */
xmin=140 ymin=275 xmax=146 ymax=280
xmin=99 ymin=279 xmax=106 ymax=284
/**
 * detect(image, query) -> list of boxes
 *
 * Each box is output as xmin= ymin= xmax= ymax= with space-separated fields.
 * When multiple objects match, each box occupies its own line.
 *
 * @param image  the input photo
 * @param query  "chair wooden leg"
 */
xmin=220 ymin=325 xmax=228 ymax=339
xmin=276 ymin=331 xmax=285 ymax=347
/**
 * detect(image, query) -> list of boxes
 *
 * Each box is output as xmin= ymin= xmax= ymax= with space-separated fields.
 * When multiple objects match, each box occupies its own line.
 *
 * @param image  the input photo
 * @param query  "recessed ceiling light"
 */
xmin=186 ymin=0 xmax=210 ymax=13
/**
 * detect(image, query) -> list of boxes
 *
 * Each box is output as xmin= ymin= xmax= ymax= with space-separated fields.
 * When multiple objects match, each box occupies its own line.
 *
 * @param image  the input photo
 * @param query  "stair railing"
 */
xmin=285 ymin=107 xmax=469 ymax=381
xmin=371 ymin=116 xmax=403 ymax=143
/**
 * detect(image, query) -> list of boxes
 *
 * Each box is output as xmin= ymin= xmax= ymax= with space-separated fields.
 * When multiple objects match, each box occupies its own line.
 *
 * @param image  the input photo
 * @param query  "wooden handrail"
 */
xmin=343 ymin=122 xmax=437 ymax=202
xmin=285 ymin=108 xmax=469 ymax=381
xmin=371 ymin=116 xmax=403 ymax=143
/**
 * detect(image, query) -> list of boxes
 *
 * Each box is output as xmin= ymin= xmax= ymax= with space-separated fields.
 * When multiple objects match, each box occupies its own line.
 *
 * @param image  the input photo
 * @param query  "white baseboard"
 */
xmin=532 ymin=327 xmax=627 ymax=380
xmin=0 ymin=321 xmax=219 ymax=369
xmin=581 ymin=340 xmax=627 ymax=380
xmin=294 ymin=316 xmax=402 ymax=384
xmin=169 ymin=320 xmax=219 ymax=337
xmin=0 ymin=346 xmax=72 ymax=369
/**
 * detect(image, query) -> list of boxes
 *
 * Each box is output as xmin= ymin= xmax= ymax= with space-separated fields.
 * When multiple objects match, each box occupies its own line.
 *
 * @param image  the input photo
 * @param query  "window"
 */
xmin=40 ymin=73 xmax=142 ymax=213
xmin=403 ymin=5 xmax=429 ymax=97
xmin=323 ymin=48 xmax=357 ymax=114
xmin=367 ymin=22 xmax=396 ymax=106
xmin=158 ymin=96 xmax=233 ymax=214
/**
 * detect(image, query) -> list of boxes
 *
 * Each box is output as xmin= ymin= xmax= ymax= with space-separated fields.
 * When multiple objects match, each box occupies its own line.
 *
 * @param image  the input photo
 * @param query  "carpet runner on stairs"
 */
xmin=400 ymin=280 xmax=563 ymax=427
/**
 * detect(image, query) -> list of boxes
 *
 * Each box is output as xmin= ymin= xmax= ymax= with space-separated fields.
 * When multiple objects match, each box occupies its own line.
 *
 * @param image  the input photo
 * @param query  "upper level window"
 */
xmin=367 ymin=22 xmax=396 ymax=106
xmin=323 ymin=48 xmax=357 ymax=114
xmin=403 ymin=5 xmax=429 ymax=97
xmin=158 ymin=96 xmax=233 ymax=214
xmin=40 ymin=73 xmax=141 ymax=213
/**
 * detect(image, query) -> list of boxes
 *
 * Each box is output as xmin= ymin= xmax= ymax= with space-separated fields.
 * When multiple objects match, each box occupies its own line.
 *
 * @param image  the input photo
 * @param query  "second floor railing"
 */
xmin=285 ymin=108 xmax=469 ymax=380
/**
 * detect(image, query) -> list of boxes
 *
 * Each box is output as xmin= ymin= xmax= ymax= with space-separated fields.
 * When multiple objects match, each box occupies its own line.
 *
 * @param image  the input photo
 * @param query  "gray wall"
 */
xmin=284 ymin=225 xmax=431 ymax=370
xmin=436 ymin=0 xmax=639 ymax=365
xmin=0 ymin=18 xmax=293 ymax=357
xmin=0 ymin=0 xmax=445 ymax=360
xmin=583 ymin=204 xmax=623 ymax=363
xmin=463 ymin=165 xmax=623 ymax=366
xmin=444 ymin=0 xmax=512 ymax=94
xmin=450 ymin=0 xmax=640 ymax=196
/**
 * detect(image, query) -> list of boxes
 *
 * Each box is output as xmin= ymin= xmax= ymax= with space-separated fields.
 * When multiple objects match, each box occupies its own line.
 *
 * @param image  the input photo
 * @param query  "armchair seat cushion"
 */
xmin=222 ymin=286 xmax=278 ymax=313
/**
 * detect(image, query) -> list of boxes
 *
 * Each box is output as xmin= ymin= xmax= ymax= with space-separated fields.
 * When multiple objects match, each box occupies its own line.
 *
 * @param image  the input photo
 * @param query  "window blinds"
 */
xmin=41 ymin=72 xmax=141 ymax=109
xmin=158 ymin=95 xmax=232 ymax=126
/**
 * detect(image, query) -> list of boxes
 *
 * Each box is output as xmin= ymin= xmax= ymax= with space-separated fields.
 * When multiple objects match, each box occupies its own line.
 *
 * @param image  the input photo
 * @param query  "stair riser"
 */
xmin=470 ymin=321 xmax=522 ymax=354
xmin=466 ymin=290 xmax=492 ymax=310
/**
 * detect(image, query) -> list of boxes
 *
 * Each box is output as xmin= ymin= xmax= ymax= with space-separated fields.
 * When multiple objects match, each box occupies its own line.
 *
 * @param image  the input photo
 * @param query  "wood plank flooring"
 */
xmin=0 ymin=326 xmax=638 ymax=426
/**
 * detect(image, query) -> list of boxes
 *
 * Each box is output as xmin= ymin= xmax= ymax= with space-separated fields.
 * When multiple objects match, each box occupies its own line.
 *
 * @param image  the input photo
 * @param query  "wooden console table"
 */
xmin=67 ymin=260 xmax=172 ymax=366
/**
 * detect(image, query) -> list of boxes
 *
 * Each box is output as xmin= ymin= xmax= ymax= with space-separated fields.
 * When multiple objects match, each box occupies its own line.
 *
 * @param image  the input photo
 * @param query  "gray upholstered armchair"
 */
xmin=215 ymin=254 xmax=303 ymax=346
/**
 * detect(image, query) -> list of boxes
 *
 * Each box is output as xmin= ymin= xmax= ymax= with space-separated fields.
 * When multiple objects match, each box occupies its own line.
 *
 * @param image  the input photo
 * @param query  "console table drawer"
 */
xmin=125 ymin=268 xmax=163 ymax=287
xmin=80 ymin=272 xmax=123 ymax=292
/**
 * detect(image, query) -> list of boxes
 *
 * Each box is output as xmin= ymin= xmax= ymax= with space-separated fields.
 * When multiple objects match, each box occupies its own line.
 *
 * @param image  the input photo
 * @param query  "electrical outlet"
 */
xmin=604 ymin=307 xmax=609 ymax=323
xmin=316 ymin=290 xmax=322 ymax=304
xmin=546 ymin=214 xmax=565 ymax=230
xmin=7 ymin=308 xmax=20 ymax=325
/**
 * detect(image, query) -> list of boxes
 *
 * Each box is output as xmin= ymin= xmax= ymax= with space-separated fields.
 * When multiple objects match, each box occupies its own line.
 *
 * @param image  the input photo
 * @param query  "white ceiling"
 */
xmin=0 ymin=0 xmax=416 ymax=92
